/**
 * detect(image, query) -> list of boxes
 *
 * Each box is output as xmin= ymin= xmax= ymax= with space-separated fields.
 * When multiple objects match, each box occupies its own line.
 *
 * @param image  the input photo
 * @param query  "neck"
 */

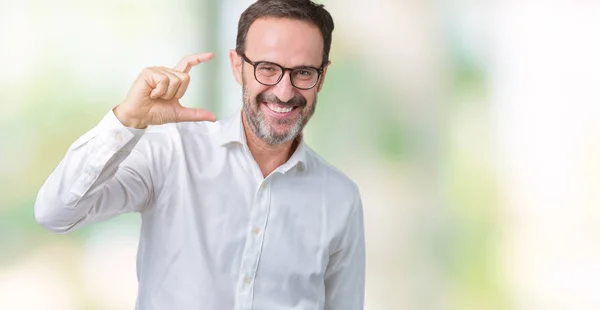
xmin=242 ymin=112 xmax=299 ymax=178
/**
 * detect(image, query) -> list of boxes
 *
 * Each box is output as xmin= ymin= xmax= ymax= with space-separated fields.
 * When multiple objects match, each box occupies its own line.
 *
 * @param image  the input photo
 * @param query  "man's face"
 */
xmin=231 ymin=18 xmax=329 ymax=145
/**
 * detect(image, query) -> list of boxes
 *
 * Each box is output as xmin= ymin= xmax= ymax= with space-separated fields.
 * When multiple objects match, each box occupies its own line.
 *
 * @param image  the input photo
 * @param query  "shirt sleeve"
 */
xmin=324 ymin=187 xmax=366 ymax=310
xmin=34 ymin=109 xmax=153 ymax=233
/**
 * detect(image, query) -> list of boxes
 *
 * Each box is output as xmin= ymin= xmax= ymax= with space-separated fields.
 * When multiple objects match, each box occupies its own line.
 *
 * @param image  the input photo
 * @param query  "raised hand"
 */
xmin=114 ymin=53 xmax=216 ymax=129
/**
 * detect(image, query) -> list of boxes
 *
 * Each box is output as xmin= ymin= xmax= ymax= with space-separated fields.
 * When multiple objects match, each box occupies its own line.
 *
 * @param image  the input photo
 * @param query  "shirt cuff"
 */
xmin=96 ymin=109 xmax=147 ymax=152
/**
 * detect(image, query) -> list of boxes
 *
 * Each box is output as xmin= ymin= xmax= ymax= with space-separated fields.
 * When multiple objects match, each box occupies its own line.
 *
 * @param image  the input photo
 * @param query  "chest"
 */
xmin=144 ymin=158 xmax=335 ymax=288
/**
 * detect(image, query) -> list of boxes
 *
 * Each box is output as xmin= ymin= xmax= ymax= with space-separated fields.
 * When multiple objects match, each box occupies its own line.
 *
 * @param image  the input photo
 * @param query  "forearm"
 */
xmin=34 ymin=110 xmax=147 ymax=233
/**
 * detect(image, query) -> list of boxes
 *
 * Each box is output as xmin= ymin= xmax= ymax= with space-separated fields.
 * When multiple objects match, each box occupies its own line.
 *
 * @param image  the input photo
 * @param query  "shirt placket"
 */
xmin=234 ymin=178 xmax=272 ymax=310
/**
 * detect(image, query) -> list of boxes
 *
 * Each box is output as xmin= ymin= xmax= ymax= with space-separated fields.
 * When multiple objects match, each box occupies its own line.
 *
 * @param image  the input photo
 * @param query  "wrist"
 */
xmin=113 ymin=105 xmax=147 ymax=129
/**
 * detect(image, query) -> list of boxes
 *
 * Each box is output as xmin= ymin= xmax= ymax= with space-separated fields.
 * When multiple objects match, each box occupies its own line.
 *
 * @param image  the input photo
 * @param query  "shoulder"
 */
xmin=131 ymin=116 xmax=236 ymax=170
xmin=303 ymin=145 xmax=361 ymax=203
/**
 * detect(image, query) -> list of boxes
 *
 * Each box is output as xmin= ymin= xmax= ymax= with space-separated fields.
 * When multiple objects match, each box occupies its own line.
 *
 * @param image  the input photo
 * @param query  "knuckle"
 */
xmin=170 ymin=77 xmax=182 ymax=87
xmin=159 ymin=74 xmax=170 ymax=84
xmin=181 ymin=73 xmax=191 ymax=84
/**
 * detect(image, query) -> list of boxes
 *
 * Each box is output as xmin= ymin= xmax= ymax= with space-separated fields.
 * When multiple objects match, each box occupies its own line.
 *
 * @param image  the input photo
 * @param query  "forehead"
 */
xmin=245 ymin=17 xmax=324 ymax=67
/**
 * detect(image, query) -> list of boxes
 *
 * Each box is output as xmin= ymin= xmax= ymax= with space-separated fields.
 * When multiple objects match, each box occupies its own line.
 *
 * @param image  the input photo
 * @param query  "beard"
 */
xmin=242 ymin=83 xmax=316 ymax=145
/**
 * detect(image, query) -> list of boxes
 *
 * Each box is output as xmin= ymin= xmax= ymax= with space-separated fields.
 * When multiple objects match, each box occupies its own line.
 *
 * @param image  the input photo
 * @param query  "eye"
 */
xmin=260 ymin=66 xmax=275 ymax=72
xmin=257 ymin=64 xmax=278 ymax=71
xmin=256 ymin=63 xmax=281 ymax=78
xmin=293 ymin=68 xmax=317 ymax=80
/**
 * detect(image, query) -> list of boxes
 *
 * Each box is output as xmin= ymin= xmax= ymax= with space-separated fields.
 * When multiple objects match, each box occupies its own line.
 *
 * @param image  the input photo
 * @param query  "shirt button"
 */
xmin=115 ymin=133 xmax=123 ymax=142
xmin=252 ymin=227 xmax=261 ymax=235
xmin=244 ymin=276 xmax=251 ymax=284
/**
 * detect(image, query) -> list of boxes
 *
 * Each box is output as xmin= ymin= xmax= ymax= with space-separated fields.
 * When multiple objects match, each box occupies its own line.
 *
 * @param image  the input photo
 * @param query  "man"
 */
xmin=35 ymin=0 xmax=365 ymax=309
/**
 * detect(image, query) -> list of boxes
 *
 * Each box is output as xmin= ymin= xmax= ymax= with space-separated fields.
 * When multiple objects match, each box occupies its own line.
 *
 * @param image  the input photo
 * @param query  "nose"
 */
xmin=271 ymin=70 xmax=296 ymax=103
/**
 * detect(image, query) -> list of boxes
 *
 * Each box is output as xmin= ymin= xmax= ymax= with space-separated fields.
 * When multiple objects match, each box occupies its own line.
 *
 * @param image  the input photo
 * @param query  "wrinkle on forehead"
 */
xmin=245 ymin=17 xmax=324 ymax=68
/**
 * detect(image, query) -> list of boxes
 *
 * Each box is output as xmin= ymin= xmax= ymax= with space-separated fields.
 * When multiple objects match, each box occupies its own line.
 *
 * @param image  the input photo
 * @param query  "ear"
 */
xmin=229 ymin=49 xmax=243 ymax=86
xmin=316 ymin=60 xmax=331 ymax=93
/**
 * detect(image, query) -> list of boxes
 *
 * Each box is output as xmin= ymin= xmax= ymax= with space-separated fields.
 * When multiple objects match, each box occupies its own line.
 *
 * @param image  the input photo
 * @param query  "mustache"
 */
xmin=256 ymin=92 xmax=306 ymax=108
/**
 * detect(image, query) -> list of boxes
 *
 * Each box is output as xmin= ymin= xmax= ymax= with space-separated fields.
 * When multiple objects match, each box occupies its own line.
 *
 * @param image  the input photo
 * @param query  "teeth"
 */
xmin=266 ymin=103 xmax=293 ymax=113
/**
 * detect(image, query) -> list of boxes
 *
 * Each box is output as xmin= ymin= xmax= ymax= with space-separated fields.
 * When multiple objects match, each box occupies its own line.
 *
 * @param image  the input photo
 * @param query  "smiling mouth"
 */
xmin=263 ymin=102 xmax=297 ymax=114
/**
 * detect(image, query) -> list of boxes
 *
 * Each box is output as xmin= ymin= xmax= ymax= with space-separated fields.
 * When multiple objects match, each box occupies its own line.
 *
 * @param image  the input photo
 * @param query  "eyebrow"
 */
xmin=258 ymin=59 xmax=321 ymax=69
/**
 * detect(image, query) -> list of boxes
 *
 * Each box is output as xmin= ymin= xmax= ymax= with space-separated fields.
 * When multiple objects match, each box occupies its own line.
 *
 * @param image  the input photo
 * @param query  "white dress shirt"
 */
xmin=34 ymin=109 xmax=365 ymax=310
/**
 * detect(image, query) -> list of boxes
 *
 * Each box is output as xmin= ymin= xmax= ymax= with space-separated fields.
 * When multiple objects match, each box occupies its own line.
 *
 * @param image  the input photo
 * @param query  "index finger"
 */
xmin=174 ymin=52 xmax=214 ymax=73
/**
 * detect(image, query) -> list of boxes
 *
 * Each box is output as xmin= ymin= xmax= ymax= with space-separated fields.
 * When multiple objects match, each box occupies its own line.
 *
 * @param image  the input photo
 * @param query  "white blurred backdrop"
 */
xmin=1 ymin=0 xmax=599 ymax=309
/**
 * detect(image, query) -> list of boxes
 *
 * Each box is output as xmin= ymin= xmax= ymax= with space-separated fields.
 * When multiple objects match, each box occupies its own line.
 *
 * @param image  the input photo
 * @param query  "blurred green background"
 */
xmin=2 ymin=0 xmax=600 ymax=309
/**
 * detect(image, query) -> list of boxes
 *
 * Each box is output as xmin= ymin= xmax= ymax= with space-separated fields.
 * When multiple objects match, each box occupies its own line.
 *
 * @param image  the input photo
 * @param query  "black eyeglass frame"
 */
xmin=240 ymin=53 xmax=324 ymax=90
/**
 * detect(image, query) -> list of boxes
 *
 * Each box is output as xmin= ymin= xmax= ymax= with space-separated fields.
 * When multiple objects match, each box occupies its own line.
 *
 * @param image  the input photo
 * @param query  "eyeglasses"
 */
xmin=240 ymin=53 xmax=323 ymax=90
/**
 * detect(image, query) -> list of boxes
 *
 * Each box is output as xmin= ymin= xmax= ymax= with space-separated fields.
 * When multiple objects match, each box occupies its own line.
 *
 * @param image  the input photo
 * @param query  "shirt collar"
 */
xmin=218 ymin=110 xmax=308 ymax=172
xmin=218 ymin=109 xmax=245 ymax=146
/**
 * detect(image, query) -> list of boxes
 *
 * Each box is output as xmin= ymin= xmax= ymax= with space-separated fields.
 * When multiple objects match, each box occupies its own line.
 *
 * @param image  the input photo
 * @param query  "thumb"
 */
xmin=177 ymin=106 xmax=216 ymax=123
